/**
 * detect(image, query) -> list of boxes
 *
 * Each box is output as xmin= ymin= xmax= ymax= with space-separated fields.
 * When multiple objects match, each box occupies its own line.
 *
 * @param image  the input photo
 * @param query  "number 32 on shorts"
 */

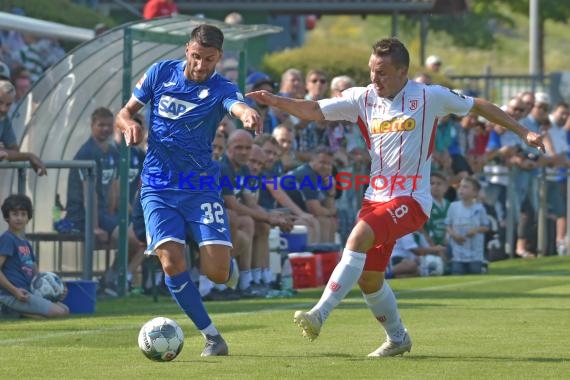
xmin=201 ymin=202 xmax=225 ymax=224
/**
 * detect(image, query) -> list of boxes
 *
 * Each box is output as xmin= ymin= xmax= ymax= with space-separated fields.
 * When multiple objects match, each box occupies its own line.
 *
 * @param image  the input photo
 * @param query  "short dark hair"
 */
xmin=430 ymin=171 xmax=448 ymax=182
xmin=372 ymin=38 xmax=410 ymax=69
xmin=2 ymin=194 xmax=33 ymax=220
xmin=462 ymin=176 xmax=481 ymax=192
xmin=91 ymin=107 xmax=113 ymax=124
xmin=190 ymin=24 xmax=224 ymax=51
xmin=254 ymin=134 xmax=279 ymax=147
xmin=313 ymin=145 xmax=334 ymax=157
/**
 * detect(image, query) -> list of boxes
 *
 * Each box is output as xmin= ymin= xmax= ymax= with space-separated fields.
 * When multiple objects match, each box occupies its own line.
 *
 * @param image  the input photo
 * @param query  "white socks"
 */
xmin=198 ymin=275 xmax=214 ymax=297
xmin=262 ymin=268 xmax=273 ymax=284
xmin=363 ymin=281 xmax=406 ymax=342
xmin=200 ymin=323 xmax=219 ymax=338
xmin=239 ymin=270 xmax=252 ymax=290
xmin=311 ymin=249 xmax=366 ymax=322
xmin=252 ymin=268 xmax=262 ymax=284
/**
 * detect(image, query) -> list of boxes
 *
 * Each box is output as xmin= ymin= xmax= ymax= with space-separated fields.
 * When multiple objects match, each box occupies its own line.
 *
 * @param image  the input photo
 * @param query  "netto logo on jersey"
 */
xmin=158 ymin=95 xmax=198 ymax=120
xmin=371 ymin=116 xmax=416 ymax=134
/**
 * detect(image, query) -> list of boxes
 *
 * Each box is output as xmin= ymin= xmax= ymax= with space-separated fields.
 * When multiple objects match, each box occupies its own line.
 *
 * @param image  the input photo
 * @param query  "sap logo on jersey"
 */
xmin=158 ymin=95 xmax=198 ymax=120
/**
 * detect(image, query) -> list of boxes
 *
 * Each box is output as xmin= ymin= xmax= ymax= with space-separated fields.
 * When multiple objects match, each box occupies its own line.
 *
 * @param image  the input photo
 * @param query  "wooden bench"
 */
xmin=26 ymin=232 xmax=113 ymax=279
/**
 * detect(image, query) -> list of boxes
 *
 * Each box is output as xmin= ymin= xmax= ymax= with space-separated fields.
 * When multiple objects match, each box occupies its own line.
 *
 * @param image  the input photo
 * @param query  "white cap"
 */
xmin=534 ymin=91 xmax=550 ymax=105
xmin=425 ymin=55 xmax=442 ymax=66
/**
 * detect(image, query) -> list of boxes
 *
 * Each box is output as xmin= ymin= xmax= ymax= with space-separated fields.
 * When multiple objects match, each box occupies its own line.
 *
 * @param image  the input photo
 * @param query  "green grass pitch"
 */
xmin=1 ymin=256 xmax=569 ymax=379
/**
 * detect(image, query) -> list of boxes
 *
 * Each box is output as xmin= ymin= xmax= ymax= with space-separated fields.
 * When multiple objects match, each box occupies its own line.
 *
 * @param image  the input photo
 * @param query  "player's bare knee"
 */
xmin=358 ymin=272 xmax=384 ymax=294
xmin=209 ymin=269 xmax=229 ymax=284
xmin=346 ymin=222 xmax=376 ymax=252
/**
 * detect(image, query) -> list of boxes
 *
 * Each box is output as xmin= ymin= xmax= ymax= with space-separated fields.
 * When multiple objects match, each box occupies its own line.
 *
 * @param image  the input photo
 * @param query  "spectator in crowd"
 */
xmin=390 ymin=230 xmax=447 ymax=278
xmin=224 ymin=12 xmax=243 ymax=25
xmin=0 ymin=194 xmax=69 ymax=318
xmin=328 ymin=75 xmax=368 ymax=243
xmin=219 ymin=58 xmax=238 ymax=84
xmin=272 ymin=124 xmax=300 ymax=172
xmin=296 ymin=69 xmax=330 ymax=162
xmin=0 ymin=61 xmax=10 ymax=81
xmin=65 ymin=107 xmax=119 ymax=242
xmin=544 ymin=102 xmax=570 ymax=255
xmin=212 ymin=132 xmax=226 ymax=161
xmin=143 ymin=0 xmax=178 ymax=20
xmin=275 ymin=69 xmax=306 ymax=130
xmin=424 ymin=171 xmax=450 ymax=247
xmin=433 ymin=113 xmax=472 ymax=201
xmin=220 ymin=130 xmax=292 ymax=296
xmin=10 ymin=66 xmax=31 ymax=104
xmin=514 ymin=92 xmax=550 ymax=258
xmin=284 ymin=146 xmax=337 ymax=243
xmin=424 ymin=55 xmax=442 ymax=74
xmin=518 ymin=91 xmax=535 ymax=118
xmin=446 ymin=177 xmax=490 ymax=275
xmin=111 ymin=113 xmax=146 ymax=207
xmin=199 ymin=130 xmax=239 ymax=301
xmin=246 ymin=72 xmax=279 ymax=133
xmin=484 ymin=97 xmax=527 ymax=229
xmin=247 ymin=144 xmax=276 ymax=291
xmin=0 ymin=80 xmax=46 ymax=176
xmin=254 ymin=133 xmax=320 ymax=244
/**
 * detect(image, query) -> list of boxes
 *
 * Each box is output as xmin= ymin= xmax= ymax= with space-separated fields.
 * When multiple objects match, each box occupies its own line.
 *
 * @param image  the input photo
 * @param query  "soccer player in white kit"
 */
xmin=247 ymin=38 xmax=544 ymax=357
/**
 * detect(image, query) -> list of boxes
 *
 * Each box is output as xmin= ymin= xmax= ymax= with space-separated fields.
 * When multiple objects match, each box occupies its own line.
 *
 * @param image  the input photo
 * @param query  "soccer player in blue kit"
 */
xmin=115 ymin=24 xmax=262 ymax=356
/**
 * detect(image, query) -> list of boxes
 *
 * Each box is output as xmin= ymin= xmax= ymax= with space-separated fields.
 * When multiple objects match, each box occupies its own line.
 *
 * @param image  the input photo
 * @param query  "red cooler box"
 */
xmin=315 ymin=251 xmax=341 ymax=285
xmin=288 ymin=252 xmax=322 ymax=289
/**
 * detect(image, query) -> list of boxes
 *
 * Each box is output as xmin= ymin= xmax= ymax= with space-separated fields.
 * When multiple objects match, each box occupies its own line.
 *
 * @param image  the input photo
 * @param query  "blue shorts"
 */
xmin=141 ymin=187 xmax=232 ymax=253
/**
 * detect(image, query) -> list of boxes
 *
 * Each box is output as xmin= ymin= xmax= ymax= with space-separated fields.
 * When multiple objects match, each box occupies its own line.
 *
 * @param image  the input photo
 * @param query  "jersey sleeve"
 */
xmin=430 ymin=85 xmax=474 ymax=118
xmin=133 ymin=63 xmax=158 ymax=105
xmin=223 ymin=85 xmax=247 ymax=116
xmin=0 ymin=233 xmax=14 ymax=257
xmin=318 ymin=88 xmax=362 ymax=123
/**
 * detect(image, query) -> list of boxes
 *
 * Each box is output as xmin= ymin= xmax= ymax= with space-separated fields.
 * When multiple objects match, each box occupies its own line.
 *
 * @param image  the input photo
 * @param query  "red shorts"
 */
xmin=358 ymin=196 xmax=428 ymax=272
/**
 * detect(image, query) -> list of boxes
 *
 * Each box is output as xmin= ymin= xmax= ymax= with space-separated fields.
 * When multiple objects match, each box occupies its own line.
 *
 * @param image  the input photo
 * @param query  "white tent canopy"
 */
xmin=0 ymin=11 xmax=94 ymax=41
xmin=0 ymin=15 xmax=280 ymax=234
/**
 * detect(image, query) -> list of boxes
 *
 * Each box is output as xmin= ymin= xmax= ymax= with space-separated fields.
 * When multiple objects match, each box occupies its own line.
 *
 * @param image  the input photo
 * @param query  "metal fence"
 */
xmin=0 ymin=160 xmax=97 ymax=280
xmin=449 ymin=73 xmax=550 ymax=106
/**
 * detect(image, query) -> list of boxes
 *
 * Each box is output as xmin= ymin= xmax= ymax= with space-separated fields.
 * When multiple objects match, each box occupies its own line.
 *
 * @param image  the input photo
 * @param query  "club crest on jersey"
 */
xmin=135 ymin=73 xmax=147 ymax=89
xmin=158 ymin=95 xmax=198 ymax=120
xmin=198 ymin=88 xmax=209 ymax=99
xmin=409 ymin=99 xmax=419 ymax=111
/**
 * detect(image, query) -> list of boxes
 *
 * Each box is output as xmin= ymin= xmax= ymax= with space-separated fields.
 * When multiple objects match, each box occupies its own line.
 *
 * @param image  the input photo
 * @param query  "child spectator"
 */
xmin=424 ymin=171 xmax=450 ymax=246
xmin=445 ymin=177 xmax=490 ymax=275
xmin=0 ymin=194 xmax=69 ymax=318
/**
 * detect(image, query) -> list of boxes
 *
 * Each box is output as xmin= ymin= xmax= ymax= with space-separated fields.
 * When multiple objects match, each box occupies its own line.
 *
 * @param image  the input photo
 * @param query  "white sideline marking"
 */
xmin=1 ymin=272 xmax=566 ymax=344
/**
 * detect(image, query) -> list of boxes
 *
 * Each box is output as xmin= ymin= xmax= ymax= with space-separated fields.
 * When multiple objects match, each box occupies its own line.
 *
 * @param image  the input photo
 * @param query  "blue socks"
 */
xmin=165 ymin=271 xmax=212 ymax=330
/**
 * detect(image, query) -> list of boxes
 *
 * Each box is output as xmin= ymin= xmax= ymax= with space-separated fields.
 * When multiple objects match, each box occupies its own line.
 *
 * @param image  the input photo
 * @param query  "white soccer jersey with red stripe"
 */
xmin=318 ymin=80 xmax=474 ymax=215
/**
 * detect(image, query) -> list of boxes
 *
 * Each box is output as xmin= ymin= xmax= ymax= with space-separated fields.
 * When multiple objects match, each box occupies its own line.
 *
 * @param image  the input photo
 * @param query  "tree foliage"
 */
xmin=405 ymin=0 xmax=569 ymax=50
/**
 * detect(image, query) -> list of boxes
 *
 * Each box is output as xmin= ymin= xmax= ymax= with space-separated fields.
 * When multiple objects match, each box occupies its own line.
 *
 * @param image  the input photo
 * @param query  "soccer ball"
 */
xmin=138 ymin=317 xmax=184 ymax=361
xmin=30 ymin=272 xmax=66 ymax=302
xmin=420 ymin=254 xmax=444 ymax=277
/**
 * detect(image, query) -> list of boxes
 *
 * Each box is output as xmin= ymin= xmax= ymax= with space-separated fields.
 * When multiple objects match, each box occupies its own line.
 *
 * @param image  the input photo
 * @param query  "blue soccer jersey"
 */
xmin=133 ymin=60 xmax=245 ymax=190
xmin=134 ymin=60 xmax=241 ymax=249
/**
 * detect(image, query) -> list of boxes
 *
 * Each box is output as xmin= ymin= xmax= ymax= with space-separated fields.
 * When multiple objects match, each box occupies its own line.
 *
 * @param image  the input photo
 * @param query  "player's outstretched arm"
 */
xmin=116 ymin=97 xmax=144 ymax=146
xmin=246 ymin=90 xmax=326 ymax=122
xmin=471 ymin=97 xmax=544 ymax=152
